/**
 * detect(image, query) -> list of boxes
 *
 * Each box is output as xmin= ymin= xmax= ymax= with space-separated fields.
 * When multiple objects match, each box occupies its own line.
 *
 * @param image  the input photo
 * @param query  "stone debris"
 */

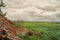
xmin=0 ymin=16 xmax=22 ymax=40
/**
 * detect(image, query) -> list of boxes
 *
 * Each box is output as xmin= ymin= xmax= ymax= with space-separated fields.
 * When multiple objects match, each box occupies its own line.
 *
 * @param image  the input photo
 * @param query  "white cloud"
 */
xmin=2 ymin=0 xmax=60 ymax=22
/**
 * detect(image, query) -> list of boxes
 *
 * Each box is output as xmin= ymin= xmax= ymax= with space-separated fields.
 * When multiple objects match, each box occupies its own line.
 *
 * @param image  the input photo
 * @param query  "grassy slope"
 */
xmin=13 ymin=21 xmax=60 ymax=40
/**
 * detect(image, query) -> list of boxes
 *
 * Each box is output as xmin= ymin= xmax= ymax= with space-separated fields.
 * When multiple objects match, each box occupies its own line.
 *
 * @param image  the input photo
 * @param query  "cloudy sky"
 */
xmin=2 ymin=0 xmax=60 ymax=22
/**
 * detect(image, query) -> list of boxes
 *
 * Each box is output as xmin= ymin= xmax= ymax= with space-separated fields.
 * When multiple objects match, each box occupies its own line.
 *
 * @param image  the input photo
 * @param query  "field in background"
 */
xmin=13 ymin=21 xmax=60 ymax=40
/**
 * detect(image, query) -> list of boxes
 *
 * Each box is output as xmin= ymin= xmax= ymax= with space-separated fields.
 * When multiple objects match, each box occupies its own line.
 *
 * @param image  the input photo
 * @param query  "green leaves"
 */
xmin=0 ymin=0 xmax=7 ymax=17
xmin=0 ymin=0 xmax=6 ymax=7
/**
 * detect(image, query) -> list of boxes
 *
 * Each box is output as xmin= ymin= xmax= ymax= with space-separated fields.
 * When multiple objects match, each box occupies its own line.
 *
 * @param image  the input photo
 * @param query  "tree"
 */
xmin=0 ymin=0 xmax=7 ymax=17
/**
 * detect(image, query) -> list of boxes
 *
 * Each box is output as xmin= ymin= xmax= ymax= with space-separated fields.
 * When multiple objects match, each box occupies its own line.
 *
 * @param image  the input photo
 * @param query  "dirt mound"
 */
xmin=0 ymin=16 xmax=22 ymax=40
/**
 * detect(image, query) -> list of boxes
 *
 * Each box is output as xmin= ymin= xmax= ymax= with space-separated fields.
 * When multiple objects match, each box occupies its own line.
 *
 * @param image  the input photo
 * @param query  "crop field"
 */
xmin=13 ymin=21 xmax=60 ymax=40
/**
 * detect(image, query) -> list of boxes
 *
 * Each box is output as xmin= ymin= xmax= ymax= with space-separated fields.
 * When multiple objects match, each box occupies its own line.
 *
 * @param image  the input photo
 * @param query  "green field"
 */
xmin=13 ymin=22 xmax=60 ymax=40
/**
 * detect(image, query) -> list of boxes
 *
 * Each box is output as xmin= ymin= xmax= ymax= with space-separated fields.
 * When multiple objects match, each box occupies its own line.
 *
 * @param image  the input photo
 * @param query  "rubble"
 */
xmin=0 ymin=16 xmax=22 ymax=40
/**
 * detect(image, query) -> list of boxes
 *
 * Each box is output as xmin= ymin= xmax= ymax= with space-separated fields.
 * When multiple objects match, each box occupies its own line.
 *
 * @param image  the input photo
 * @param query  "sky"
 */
xmin=1 ymin=0 xmax=60 ymax=22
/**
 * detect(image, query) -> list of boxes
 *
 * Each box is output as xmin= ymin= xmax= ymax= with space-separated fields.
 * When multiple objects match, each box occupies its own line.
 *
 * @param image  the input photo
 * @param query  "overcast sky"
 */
xmin=2 ymin=0 xmax=60 ymax=22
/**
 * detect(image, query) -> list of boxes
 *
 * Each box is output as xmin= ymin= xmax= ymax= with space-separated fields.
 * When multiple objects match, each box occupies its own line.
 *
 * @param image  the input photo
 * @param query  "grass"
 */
xmin=13 ymin=21 xmax=60 ymax=40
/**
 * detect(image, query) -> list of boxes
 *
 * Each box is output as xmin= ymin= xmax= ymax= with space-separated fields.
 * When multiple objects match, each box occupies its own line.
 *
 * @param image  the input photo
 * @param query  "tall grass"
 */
xmin=13 ymin=21 xmax=60 ymax=40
